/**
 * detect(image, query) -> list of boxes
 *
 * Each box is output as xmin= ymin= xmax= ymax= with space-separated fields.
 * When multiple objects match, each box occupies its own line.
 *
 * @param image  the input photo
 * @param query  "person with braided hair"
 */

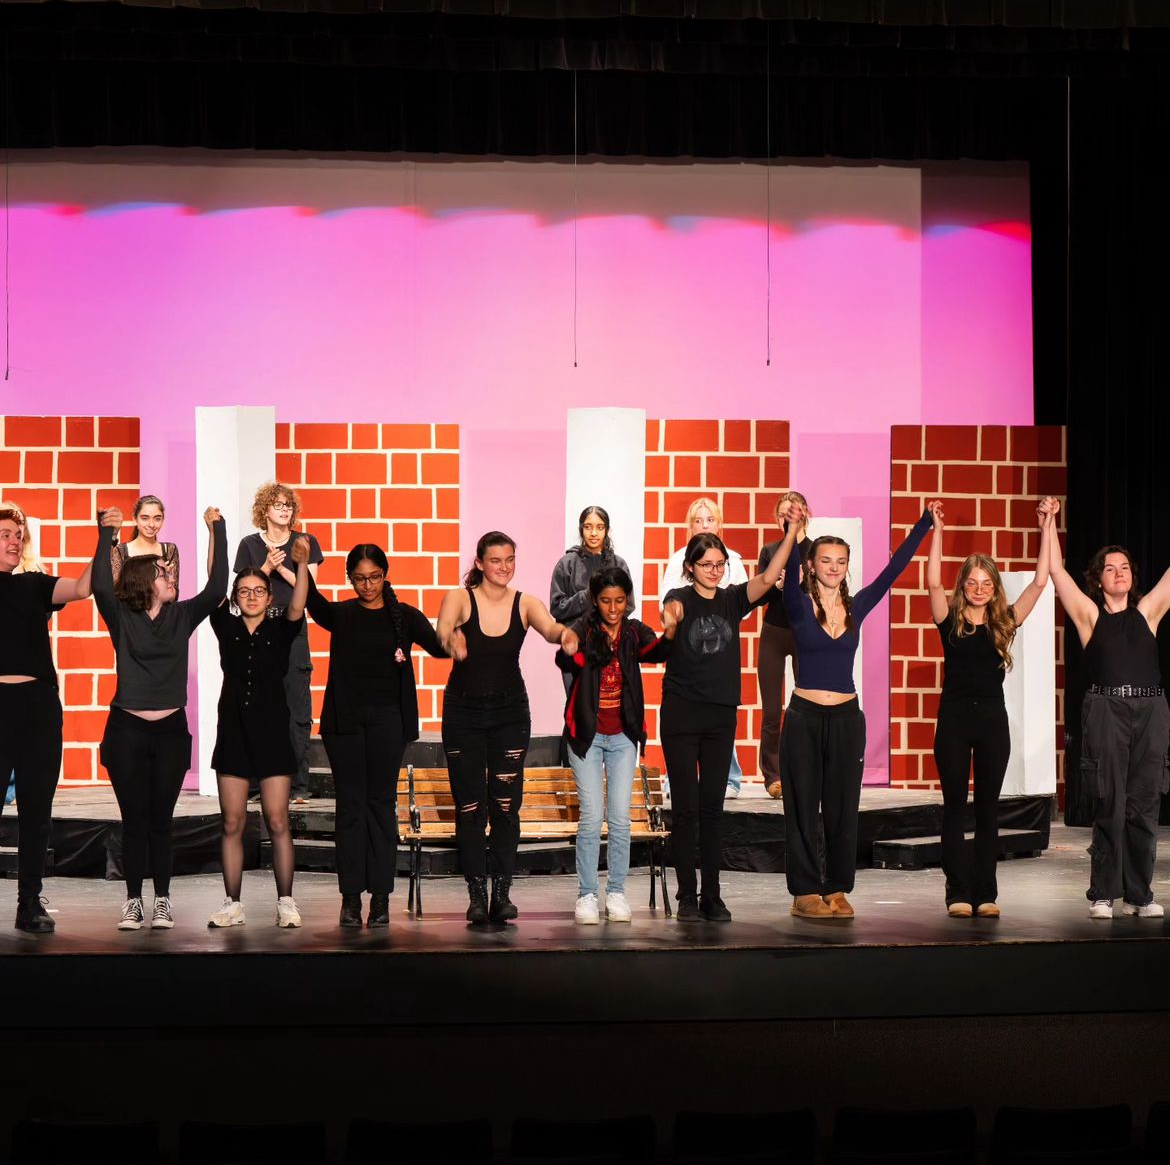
xmin=556 ymin=566 xmax=682 ymax=923
xmin=774 ymin=498 xmax=934 ymax=919
xmin=305 ymin=543 xmax=448 ymax=928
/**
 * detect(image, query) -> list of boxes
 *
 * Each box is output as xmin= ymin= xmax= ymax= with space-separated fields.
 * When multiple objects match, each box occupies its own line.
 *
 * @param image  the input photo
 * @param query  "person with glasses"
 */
xmin=305 ymin=543 xmax=448 ymax=928
xmin=206 ymin=539 xmax=312 ymax=930
xmin=926 ymin=499 xmax=1052 ymax=919
xmin=233 ymin=482 xmax=323 ymax=804
xmin=659 ymin=528 xmax=789 ymax=921
xmin=110 ymin=495 xmax=180 ymax=591
xmin=773 ymin=497 xmax=934 ymax=920
xmin=93 ymin=504 xmax=228 ymax=931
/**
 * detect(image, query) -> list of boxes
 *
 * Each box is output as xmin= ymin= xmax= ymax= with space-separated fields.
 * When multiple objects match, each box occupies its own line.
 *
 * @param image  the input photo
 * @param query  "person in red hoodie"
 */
xmin=557 ymin=566 xmax=682 ymax=924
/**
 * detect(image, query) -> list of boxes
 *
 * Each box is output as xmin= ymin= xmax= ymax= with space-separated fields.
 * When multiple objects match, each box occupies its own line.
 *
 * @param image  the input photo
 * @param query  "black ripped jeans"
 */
xmin=442 ymin=689 xmax=531 ymax=879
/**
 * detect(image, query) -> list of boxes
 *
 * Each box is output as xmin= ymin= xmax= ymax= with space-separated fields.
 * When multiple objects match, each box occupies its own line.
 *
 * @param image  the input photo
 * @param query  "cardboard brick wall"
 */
xmin=642 ymin=419 xmax=791 ymax=779
xmin=274 ymin=422 xmax=460 ymax=732
xmin=889 ymin=424 xmax=1067 ymax=795
xmin=1 ymin=415 xmax=141 ymax=785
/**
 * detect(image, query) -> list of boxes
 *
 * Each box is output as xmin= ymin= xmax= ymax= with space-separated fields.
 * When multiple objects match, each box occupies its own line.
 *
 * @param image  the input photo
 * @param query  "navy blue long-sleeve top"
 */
xmin=781 ymin=509 xmax=932 ymax=694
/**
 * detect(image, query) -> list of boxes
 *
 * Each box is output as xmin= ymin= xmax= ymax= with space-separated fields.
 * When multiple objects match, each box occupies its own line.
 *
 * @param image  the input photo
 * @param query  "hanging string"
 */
xmin=4 ymin=29 xmax=10 ymax=382
xmin=765 ymin=22 xmax=772 ymax=368
xmin=573 ymin=69 xmax=579 ymax=369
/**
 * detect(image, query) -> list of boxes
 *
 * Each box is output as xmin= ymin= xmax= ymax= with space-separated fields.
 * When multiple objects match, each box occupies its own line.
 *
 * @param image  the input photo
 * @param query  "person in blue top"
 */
xmin=773 ymin=497 xmax=935 ymax=919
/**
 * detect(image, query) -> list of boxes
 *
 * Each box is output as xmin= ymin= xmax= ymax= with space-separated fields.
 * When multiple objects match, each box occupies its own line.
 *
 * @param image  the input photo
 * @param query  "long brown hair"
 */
xmin=948 ymin=554 xmax=1017 ymax=669
xmin=803 ymin=535 xmax=854 ymax=633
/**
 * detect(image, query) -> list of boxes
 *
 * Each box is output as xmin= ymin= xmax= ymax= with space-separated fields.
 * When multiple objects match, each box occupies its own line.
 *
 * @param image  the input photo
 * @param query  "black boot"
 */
xmin=15 ymin=897 xmax=54 ymax=934
xmin=339 ymin=894 xmax=363 ymax=928
xmin=489 ymin=875 xmax=518 ymax=922
xmin=367 ymin=893 xmax=390 ymax=928
xmin=465 ymin=876 xmax=489 ymax=923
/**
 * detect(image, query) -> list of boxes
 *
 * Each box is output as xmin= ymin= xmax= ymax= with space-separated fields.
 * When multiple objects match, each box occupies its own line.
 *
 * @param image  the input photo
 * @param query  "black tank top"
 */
xmin=446 ymin=588 xmax=527 ymax=698
xmin=1084 ymin=606 xmax=1161 ymax=687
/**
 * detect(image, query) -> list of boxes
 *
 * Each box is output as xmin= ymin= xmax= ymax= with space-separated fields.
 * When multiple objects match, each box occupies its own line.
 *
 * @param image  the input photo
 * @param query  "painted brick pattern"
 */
xmin=889 ymin=425 xmax=1067 ymax=795
xmin=274 ymin=423 xmax=460 ymax=732
xmin=643 ymin=419 xmax=791 ymax=779
xmin=1 ymin=415 xmax=141 ymax=786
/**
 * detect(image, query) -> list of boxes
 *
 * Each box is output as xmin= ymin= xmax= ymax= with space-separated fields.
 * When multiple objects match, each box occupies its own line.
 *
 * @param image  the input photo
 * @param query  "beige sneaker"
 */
xmin=276 ymin=896 xmax=302 ymax=928
xmin=208 ymin=898 xmax=245 ymax=928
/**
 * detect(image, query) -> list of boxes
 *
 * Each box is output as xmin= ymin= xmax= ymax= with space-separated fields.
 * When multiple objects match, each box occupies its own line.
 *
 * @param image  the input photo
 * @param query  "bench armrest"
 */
xmin=640 ymin=762 xmax=665 ymax=832
xmin=407 ymin=764 xmax=421 ymax=833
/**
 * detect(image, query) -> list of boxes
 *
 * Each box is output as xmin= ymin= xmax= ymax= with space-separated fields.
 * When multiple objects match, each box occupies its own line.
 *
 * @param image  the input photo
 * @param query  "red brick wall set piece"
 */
xmin=642 ymin=419 xmax=791 ymax=778
xmin=274 ymin=422 xmax=460 ymax=732
xmin=1 ymin=415 xmax=142 ymax=786
xmin=889 ymin=425 xmax=1067 ymax=795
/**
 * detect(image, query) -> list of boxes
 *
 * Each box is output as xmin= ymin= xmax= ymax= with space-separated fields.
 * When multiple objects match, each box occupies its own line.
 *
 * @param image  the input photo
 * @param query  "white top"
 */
xmin=657 ymin=545 xmax=749 ymax=608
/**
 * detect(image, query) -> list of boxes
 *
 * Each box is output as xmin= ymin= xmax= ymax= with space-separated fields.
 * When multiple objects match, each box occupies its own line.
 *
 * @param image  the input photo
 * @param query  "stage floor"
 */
xmin=2 ymin=823 xmax=1167 ymax=1031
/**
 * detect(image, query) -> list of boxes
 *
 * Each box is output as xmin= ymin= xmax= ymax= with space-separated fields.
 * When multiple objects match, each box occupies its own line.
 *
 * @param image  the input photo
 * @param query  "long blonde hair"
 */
xmin=948 ymin=554 xmax=1017 ymax=669
xmin=0 ymin=502 xmax=44 ymax=573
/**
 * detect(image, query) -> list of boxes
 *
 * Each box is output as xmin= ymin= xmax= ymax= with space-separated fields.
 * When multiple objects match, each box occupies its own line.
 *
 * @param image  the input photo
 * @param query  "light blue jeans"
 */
xmin=569 ymin=733 xmax=638 ymax=897
xmin=728 ymin=747 xmax=743 ymax=793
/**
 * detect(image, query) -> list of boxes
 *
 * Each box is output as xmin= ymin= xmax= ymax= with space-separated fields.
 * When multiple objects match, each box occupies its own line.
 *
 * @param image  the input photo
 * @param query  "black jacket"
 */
xmin=555 ymin=616 xmax=672 ymax=757
xmin=549 ymin=547 xmax=634 ymax=624
xmin=305 ymin=574 xmax=447 ymax=739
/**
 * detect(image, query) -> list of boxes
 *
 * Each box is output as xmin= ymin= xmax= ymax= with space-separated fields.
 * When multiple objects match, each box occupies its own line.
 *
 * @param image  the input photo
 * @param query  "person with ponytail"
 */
xmin=926 ymin=499 xmax=1051 ymax=919
xmin=436 ymin=532 xmax=579 ymax=924
xmin=206 ymin=536 xmax=311 ymax=930
xmin=305 ymin=543 xmax=448 ymax=928
xmin=111 ymin=495 xmax=180 ymax=590
xmin=774 ymin=498 xmax=934 ymax=919
xmin=556 ymin=567 xmax=682 ymax=923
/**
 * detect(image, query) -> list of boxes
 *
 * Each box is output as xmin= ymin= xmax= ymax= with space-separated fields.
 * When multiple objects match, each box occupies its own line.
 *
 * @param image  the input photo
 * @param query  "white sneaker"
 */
xmin=276 ymin=896 xmax=302 ymax=928
xmin=151 ymin=896 xmax=175 ymax=929
xmin=1089 ymin=899 xmax=1114 ymax=920
xmin=574 ymin=893 xmax=601 ymax=924
xmin=117 ymin=897 xmax=144 ymax=931
xmin=725 ymin=785 xmax=740 ymax=799
xmin=605 ymin=891 xmax=633 ymax=923
xmin=208 ymin=898 xmax=246 ymax=928
xmin=1121 ymin=900 xmax=1164 ymax=918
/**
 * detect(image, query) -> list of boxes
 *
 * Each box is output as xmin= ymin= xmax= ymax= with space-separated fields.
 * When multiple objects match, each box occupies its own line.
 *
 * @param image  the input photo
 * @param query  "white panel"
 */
xmin=784 ymin=517 xmax=864 ymax=708
xmin=1001 ymin=572 xmax=1057 ymax=796
xmin=563 ymin=408 xmax=647 ymax=610
xmin=194 ymin=406 xmax=276 ymax=796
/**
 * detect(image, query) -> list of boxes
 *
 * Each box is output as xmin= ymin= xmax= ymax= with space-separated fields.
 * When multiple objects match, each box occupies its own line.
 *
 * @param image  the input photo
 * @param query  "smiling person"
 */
xmin=110 ymin=495 xmax=180 ymax=591
xmin=207 ymin=536 xmax=312 ymax=931
xmin=95 ymin=505 xmax=228 ymax=931
xmin=926 ymin=499 xmax=1051 ymax=919
xmin=233 ymin=482 xmax=324 ymax=805
xmin=556 ymin=567 xmax=681 ymax=924
xmin=1045 ymin=497 xmax=1170 ymax=920
xmin=660 ymin=525 xmax=790 ymax=922
xmin=436 ymin=532 xmax=579 ymax=924
xmin=775 ymin=498 xmax=934 ymax=920
xmin=0 ymin=501 xmax=105 ymax=933
xmin=306 ymin=543 xmax=449 ymax=929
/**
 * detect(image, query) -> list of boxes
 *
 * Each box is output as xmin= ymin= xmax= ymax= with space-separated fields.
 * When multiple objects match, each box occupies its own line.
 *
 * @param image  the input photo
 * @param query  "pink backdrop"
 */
xmin=5 ymin=152 xmax=1032 ymax=779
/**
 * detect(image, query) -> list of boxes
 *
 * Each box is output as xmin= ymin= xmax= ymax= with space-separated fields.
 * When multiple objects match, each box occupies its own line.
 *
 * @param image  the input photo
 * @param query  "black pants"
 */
xmin=1081 ymin=692 xmax=1170 ymax=906
xmin=779 ymin=694 xmax=866 ymax=896
xmin=443 ymin=690 xmax=530 ymax=879
xmin=284 ymin=623 xmax=313 ymax=797
xmin=323 ymin=704 xmax=404 ymax=896
xmin=0 ymin=681 xmax=63 ymax=900
xmin=933 ymin=697 xmax=1011 ymax=906
xmin=758 ymin=623 xmax=798 ymax=787
xmin=101 ymin=707 xmax=191 ymax=899
xmin=660 ymin=694 xmax=737 ymax=902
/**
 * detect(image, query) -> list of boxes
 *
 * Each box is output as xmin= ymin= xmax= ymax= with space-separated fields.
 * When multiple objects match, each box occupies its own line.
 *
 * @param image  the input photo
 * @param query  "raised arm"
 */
xmin=182 ymin=510 xmax=228 ymax=626
xmin=925 ymin=500 xmax=949 ymax=625
xmin=80 ymin=508 xmax=126 ymax=624
xmin=286 ymin=535 xmax=310 ymax=623
xmin=549 ymin=556 xmax=591 ymax=624
xmin=746 ymin=508 xmax=799 ymax=605
xmin=1138 ymin=562 xmax=1170 ymax=630
xmin=1010 ymin=500 xmax=1054 ymax=627
xmin=852 ymin=505 xmax=934 ymax=623
xmin=1042 ymin=497 xmax=1097 ymax=647
xmin=522 ymin=593 xmax=580 ymax=655
xmin=303 ymin=571 xmax=337 ymax=632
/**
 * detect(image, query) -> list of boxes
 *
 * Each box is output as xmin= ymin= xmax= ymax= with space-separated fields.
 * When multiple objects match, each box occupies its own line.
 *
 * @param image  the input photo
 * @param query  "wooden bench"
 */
xmin=397 ymin=764 xmax=672 ymax=919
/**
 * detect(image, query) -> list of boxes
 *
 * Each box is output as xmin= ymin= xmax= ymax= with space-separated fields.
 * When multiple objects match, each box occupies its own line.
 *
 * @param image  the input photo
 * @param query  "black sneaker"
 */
xmin=465 ymin=876 xmax=489 ymax=924
xmin=367 ymin=893 xmax=390 ymax=928
xmin=676 ymin=895 xmax=701 ymax=920
xmin=339 ymin=894 xmax=363 ymax=928
xmin=700 ymin=896 xmax=732 ymax=923
xmin=15 ymin=896 xmax=54 ymax=934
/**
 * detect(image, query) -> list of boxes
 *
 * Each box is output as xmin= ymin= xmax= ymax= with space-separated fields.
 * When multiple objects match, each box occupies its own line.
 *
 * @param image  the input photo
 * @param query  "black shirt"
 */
xmin=352 ymin=604 xmax=402 ymax=704
xmin=0 ymin=571 xmax=60 ymax=687
xmin=662 ymin=583 xmax=752 ymax=706
xmin=233 ymin=532 xmax=324 ymax=608
xmin=758 ymin=537 xmax=810 ymax=629
xmin=936 ymin=611 xmax=1013 ymax=703
xmin=1085 ymin=606 xmax=1162 ymax=688
xmin=210 ymin=602 xmax=304 ymax=710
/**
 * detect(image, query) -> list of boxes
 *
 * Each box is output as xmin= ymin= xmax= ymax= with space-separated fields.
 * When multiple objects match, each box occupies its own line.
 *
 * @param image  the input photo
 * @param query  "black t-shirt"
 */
xmin=233 ymin=532 xmax=324 ymax=608
xmin=0 ymin=571 xmax=60 ymax=687
xmin=936 ymin=610 xmax=1013 ymax=702
xmin=662 ymin=583 xmax=752 ymax=706
xmin=352 ymin=604 xmax=402 ymax=704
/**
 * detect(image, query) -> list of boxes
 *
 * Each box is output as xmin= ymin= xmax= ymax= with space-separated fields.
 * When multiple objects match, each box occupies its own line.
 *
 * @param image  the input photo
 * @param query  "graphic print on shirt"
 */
xmin=687 ymin=612 xmax=734 ymax=657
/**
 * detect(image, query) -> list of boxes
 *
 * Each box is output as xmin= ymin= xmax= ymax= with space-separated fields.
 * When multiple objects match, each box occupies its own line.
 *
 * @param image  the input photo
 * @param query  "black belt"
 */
xmin=1088 ymin=684 xmax=1164 ymax=699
